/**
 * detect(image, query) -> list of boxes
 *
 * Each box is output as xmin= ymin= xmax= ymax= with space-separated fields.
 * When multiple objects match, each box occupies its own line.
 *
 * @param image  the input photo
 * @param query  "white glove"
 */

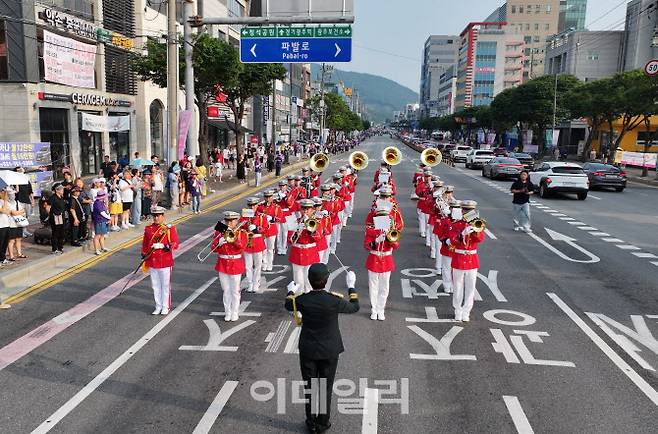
xmin=346 ymin=271 xmax=356 ymax=288
xmin=462 ymin=227 xmax=474 ymax=236
xmin=217 ymin=238 xmax=227 ymax=247
xmin=375 ymin=234 xmax=385 ymax=243
xmin=287 ymin=281 xmax=299 ymax=294
xmin=248 ymin=224 xmax=257 ymax=231
xmin=445 ymin=239 xmax=451 ymax=246
xmin=152 ymin=242 xmax=165 ymax=250
xmin=268 ymin=216 xmax=275 ymax=222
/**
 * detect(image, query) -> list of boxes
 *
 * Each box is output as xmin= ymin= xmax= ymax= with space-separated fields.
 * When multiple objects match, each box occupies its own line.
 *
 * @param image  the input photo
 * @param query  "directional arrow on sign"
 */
xmin=250 ymin=44 xmax=257 ymax=58
xmin=335 ymin=43 xmax=341 ymax=57
xmin=528 ymin=228 xmax=600 ymax=263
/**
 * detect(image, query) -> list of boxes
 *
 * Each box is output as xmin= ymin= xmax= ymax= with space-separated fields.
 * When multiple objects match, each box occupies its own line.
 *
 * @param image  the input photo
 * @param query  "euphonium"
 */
xmin=382 ymin=146 xmax=402 ymax=165
xmin=470 ymin=218 xmax=487 ymax=233
xmin=310 ymin=153 xmax=329 ymax=172
xmin=421 ymin=148 xmax=442 ymax=167
xmin=349 ymin=151 xmax=369 ymax=170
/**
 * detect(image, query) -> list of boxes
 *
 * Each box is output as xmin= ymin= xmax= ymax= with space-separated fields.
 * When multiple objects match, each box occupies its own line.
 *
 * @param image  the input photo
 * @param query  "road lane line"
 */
xmin=590 ymin=232 xmax=610 ymax=237
xmin=361 ymin=388 xmax=379 ymax=434
xmin=502 ymin=395 xmax=534 ymax=434
xmin=602 ymin=238 xmax=624 ymax=243
xmin=632 ymin=252 xmax=658 ymax=259
xmin=192 ymin=381 xmax=239 ymax=434
xmin=616 ymin=245 xmax=640 ymax=250
xmin=568 ymin=221 xmax=585 ymax=225
xmin=559 ymin=217 xmax=575 ymax=221
xmin=0 ymin=227 xmax=215 ymax=373
xmin=652 ymin=261 xmax=658 ymax=267
xmin=588 ymin=194 xmax=602 ymax=200
xmin=577 ymin=226 xmax=598 ymax=231
xmin=31 ymin=277 xmax=218 ymax=434
xmin=547 ymin=293 xmax=658 ymax=407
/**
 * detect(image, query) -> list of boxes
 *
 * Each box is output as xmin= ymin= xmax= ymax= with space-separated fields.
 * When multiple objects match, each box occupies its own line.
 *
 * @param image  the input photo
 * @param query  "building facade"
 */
xmin=455 ymin=22 xmax=525 ymax=111
xmin=437 ymin=65 xmax=457 ymax=116
xmin=622 ymin=0 xmax=658 ymax=72
xmin=419 ymin=35 xmax=459 ymax=118
xmin=545 ymin=30 xmax=624 ymax=81
xmin=558 ymin=0 xmax=588 ymax=33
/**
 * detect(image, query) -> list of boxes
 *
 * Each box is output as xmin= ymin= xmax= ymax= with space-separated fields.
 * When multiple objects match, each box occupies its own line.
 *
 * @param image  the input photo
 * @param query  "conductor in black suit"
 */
xmin=285 ymin=263 xmax=359 ymax=433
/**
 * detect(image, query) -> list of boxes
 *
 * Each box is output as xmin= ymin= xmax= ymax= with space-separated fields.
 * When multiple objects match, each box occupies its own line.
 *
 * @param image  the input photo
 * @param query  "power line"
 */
xmin=353 ymin=44 xmax=421 ymax=63
xmin=586 ymin=0 xmax=628 ymax=29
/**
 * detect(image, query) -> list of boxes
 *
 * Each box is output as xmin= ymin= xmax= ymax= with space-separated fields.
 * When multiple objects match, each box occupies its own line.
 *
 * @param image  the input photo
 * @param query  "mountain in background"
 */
xmin=310 ymin=64 xmax=418 ymax=123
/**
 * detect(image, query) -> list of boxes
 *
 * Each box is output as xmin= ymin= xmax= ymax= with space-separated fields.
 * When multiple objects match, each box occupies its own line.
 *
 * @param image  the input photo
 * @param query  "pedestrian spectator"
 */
xmin=151 ymin=164 xmax=164 ymax=205
xmin=168 ymin=162 xmax=180 ymax=209
xmin=553 ymin=147 xmax=560 ymax=161
xmin=151 ymin=154 xmax=160 ymax=167
xmin=254 ymin=155 xmax=262 ymax=187
xmin=195 ymin=158 xmax=208 ymax=197
xmin=589 ymin=148 xmax=597 ymax=161
xmin=92 ymin=190 xmax=111 ymax=255
xmin=236 ymin=154 xmax=247 ymax=184
xmin=180 ymin=161 xmax=191 ymax=206
xmin=46 ymin=183 xmax=67 ymax=254
xmin=100 ymin=155 xmax=113 ymax=179
xmin=267 ymin=151 xmax=275 ymax=173
xmin=118 ymin=154 xmax=129 ymax=169
xmin=131 ymin=168 xmax=143 ymax=226
xmin=14 ymin=166 xmax=34 ymax=237
xmin=133 ymin=151 xmax=141 ymax=168
xmin=229 ymin=149 xmax=236 ymax=170
xmin=188 ymin=172 xmax=202 ymax=214
xmin=141 ymin=171 xmax=153 ymax=220
xmin=213 ymin=153 xmax=224 ymax=183
xmin=510 ymin=171 xmax=535 ymax=233
xmin=75 ymin=178 xmax=92 ymax=240
xmin=118 ymin=170 xmax=135 ymax=229
xmin=62 ymin=171 xmax=74 ymax=201
xmin=275 ymin=152 xmax=283 ymax=177
xmin=108 ymin=173 xmax=123 ymax=231
xmin=5 ymin=187 xmax=26 ymax=261
xmin=68 ymin=187 xmax=85 ymax=247
xmin=0 ymin=189 xmax=11 ymax=266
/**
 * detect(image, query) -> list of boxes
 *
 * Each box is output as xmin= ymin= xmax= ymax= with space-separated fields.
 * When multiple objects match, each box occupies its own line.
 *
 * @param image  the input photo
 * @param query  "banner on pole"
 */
xmin=178 ymin=110 xmax=193 ymax=160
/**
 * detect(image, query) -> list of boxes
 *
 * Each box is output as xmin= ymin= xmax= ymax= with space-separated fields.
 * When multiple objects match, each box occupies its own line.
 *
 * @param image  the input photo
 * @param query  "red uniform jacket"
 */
xmin=412 ymin=172 xmax=423 ymax=187
xmin=287 ymin=186 xmax=306 ymax=213
xmin=346 ymin=174 xmax=356 ymax=193
xmin=212 ymin=230 xmax=246 ymax=275
xmin=288 ymin=224 xmax=321 ymax=266
xmin=449 ymin=220 xmax=485 ymax=270
xmin=436 ymin=217 xmax=454 ymax=257
xmin=240 ymin=214 xmax=269 ymax=253
xmin=276 ymin=190 xmax=292 ymax=217
xmin=142 ymin=224 xmax=180 ymax=269
xmin=323 ymin=199 xmax=343 ymax=226
xmin=364 ymin=207 xmax=404 ymax=231
xmin=415 ymin=182 xmax=432 ymax=212
xmin=364 ymin=227 xmax=400 ymax=273
xmin=259 ymin=202 xmax=284 ymax=237
xmin=339 ymin=184 xmax=352 ymax=202
xmin=315 ymin=215 xmax=331 ymax=251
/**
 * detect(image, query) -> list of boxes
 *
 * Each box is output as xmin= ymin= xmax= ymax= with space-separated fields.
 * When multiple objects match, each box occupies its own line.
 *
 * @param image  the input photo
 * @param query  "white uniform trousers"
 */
xmin=424 ymin=221 xmax=432 ymax=246
xmin=219 ymin=272 xmax=242 ymax=319
xmin=276 ymin=223 xmax=288 ymax=254
xmin=441 ymin=254 xmax=453 ymax=293
xmin=321 ymin=235 xmax=331 ymax=263
xmin=330 ymin=224 xmax=341 ymax=253
xmin=418 ymin=211 xmax=427 ymax=237
xmin=368 ymin=270 xmax=391 ymax=315
xmin=336 ymin=211 xmax=344 ymax=243
xmin=244 ymin=251 xmax=264 ymax=292
xmin=348 ymin=197 xmax=354 ymax=218
xmin=430 ymin=234 xmax=438 ymax=259
xmin=263 ymin=236 xmax=276 ymax=270
xmin=341 ymin=203 xmax=349 ymax=226
xmin=434 ymin=249 xmax=443 ymax=274
xmin=452 ymin=268 xmax=478 ymax=320
xmin=292 ymin=264 xmax=312 ymax=293
xmin=149 ymin=267 xmax=172 ymax=311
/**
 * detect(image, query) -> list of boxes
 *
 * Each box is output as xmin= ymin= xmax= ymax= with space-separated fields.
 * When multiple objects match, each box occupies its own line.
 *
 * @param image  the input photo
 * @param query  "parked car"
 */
xmin=493 ymin=146 xmax=509 ymax=157
xmin=508 ymin=152 xmax=535 ymax=170
xmin=465 ymin=149 xmax=496 ymax=169
xmin=442 ymin=144 xmax=456 ymax=159
xmin=582 ymin=162 xmax=627 ymax=192
xmin=450 ymin=146 xmax=472 ymax=163
xmin=482 ymin=157 xmax=524 ymax=179
xmin=529 ymin=162 xmax=589 ymax=200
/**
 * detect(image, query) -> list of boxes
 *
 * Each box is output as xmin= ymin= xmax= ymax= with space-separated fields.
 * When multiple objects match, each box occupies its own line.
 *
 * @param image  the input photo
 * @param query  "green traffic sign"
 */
xmin=240 ymin=25 xmax=352 ymax=39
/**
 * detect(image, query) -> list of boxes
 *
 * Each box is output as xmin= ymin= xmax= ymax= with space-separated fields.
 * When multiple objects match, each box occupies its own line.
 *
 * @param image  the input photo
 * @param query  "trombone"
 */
xmin=197 ymin=220 xmax=247 ymax=262
xmin=310 ymin=153 xmax=329 ymax=172
xmin=290 ymin=217 xmax=318 ymax=244
xmin=349 ymin=151 xmax=369 ymax=171
xmin=421 ymin=148 xmax=442 ymax=167
xmin=382 ymin=146 xmax=402 ymax=166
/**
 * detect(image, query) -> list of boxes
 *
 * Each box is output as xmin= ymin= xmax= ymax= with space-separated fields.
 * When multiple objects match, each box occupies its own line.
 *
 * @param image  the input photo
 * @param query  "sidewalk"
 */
xmin=618 ymin=165 xmax=658 ymax=187
xmin=0 ymin=158 xmax=313 ymax=306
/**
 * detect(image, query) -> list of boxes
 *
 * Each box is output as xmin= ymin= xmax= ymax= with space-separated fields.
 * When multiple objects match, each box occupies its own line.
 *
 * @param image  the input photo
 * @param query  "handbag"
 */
xmin=13 ymin=202 xmax=29 ymax=227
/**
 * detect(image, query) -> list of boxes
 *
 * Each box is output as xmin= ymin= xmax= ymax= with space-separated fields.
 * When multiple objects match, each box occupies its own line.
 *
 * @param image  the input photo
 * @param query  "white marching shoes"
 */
xmin=160 ymin=308 xmax=169 ymax=315
xmin=377 ymin=312 xmax=385 ymax=321
xmin=370 ymin=312 xmax=378 ymax=320
xmin=152 ymin=308 xmax=161 ymax=315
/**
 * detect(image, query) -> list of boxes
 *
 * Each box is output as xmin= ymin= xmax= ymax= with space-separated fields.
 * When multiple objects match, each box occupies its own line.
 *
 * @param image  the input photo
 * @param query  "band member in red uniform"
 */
xmin=412 ymin=163 xmax=426 ymax=187
xmin=343 ymin=167 xmax=357 ymax=219
xmin=448 ymin=200 xmax=485 ymax=322
xmin=287 ymin=175 xmax=307 ymax=216
xmin=212 ymin=211 xmax=246 ymax=321
xmin=289 ymin=199 xmax=322 ymax=292
xmin=276 ymin=180 xmax=290 ymax=255
xmin=312 ymin=197 xmax=331 ymax=264
xmin=364 ymin=187 xmax=404 ymax=231
xmin=428 ymin=179 xmax=445 ymax=259
xmin=337 ymin=171 xmax=352 ymax=227
xmin=259 ymin=190 xmax=284 ymax=271
xmin=141 ymin=206 xmax=180 ymax=315
xmin=241 ymin=197 xmax=269 ymax=293
xmin=364 ymin=207 xmax=400 ymax=321
xmin=415 ymin=170 xmax=433 ymax=237
xmin=373 ymin=161 xmax=390 ymax=184
xmin=310 ymin=170 xmax=322 ymax=198
xmin=328 ymin=181 xmax=345 ymax=253
xmin=437 ymin=200 xmax=460 ymax=293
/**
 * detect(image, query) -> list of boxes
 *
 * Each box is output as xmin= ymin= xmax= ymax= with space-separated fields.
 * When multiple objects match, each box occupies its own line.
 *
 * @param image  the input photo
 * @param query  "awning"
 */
xmin=208 ymin=119 xmax=253 ymax=134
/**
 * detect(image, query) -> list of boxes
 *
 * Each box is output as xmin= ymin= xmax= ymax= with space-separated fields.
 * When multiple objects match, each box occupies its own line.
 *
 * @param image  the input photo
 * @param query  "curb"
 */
xmin=0 ymin=158 xmax=312 ymax=305
xmin=626 ymin=175 xmax=658 ymax=187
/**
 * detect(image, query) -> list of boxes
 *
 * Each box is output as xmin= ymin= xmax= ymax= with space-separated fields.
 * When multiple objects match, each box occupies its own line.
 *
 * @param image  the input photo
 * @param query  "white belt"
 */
xmin=219 ymin=254 xmax=242 ymax=259
xmin=282 ymin=208 xmax=289 ymax=212
xmin=369 ymin=250 xmax=392 ymax=257
xmin=292 ymin=243 xmax=317 ymax=249
xmin=454 ymin=249 xmax=477 ymax=255
xmin=251 ymin=234 xmax=262 ymax=238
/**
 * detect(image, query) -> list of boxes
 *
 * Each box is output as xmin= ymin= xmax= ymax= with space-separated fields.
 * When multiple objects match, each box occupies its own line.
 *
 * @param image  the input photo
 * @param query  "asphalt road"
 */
xmin=1 ymin=136 xmax=657 ymax=434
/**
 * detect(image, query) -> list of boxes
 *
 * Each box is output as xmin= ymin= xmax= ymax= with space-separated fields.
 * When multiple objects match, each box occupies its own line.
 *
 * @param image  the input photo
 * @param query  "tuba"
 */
xmin=349 ymin=151 xmax=369 ymax=171
xmin=382 ymin=146 xmax=402 ymax=166
xmin=421 ymin=148 xmax=442 ymax=167
xmin=310 ymin=153 xmax=329 ymax=173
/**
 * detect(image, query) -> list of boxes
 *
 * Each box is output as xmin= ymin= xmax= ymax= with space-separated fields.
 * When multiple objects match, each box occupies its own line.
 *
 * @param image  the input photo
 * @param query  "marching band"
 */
xmin=141 ymin=143 xmax=486 ymax=324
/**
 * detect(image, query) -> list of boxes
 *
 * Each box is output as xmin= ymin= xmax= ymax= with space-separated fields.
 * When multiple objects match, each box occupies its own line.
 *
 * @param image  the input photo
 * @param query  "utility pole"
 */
xmin=319 ymin=63 xmax=332 ymax=145
xmin=167 ymin=0 xmax=178 ymax=164
xmin=184 ymin=0 xmax=197 ymax=158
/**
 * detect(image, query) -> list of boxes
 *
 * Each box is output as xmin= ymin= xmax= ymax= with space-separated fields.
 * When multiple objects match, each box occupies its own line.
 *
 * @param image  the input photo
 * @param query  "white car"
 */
xmin=529 ymin=162 xmax=589 ymax=200
xmin=465 ymin=149 xmax=495 ymax=169
xmin=450 ymin=146 xmax=472 ymax=163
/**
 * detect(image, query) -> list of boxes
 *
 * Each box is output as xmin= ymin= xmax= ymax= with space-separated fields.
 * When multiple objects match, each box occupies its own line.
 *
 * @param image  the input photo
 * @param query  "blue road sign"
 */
xmin=240 ymin=38 xmax=352 ymax=63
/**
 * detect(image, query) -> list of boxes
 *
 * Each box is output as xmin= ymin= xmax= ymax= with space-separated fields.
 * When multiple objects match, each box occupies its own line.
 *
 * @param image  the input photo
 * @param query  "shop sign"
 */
xmin=43 ymin=30 xmax=96 ymax=88
xmin=81 ymin=113 xmax=130 ymax=132
xmin=0 ymin=142 xmax=53 ymax=195
xmin=37 ymin=91 xmax=132 ymax=107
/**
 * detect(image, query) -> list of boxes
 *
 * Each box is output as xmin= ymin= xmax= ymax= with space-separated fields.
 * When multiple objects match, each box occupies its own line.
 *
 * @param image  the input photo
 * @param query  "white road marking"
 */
xmin=179 ymin=319 xmax=256 ymax=352
xmin=552 ymin=213 xmax=567 ymax=217
xmin=361 ymin=388 xmax=379 ymax=434
xmin=192 ymin=381 xmax=239 ymax=434
xmin=589 ymin=232 xmax=611 ymax=237
xmin=32 ymin=278 xmax=218 ymax=434
xmin=588 ymin=194 xmax=602 ymax=200
xmin=616 ymin=245 xmax=641 ymax=251
xmin=568 ymin=221 xmax=586 ymax=225
xmin=528 ymin=228 xmax=600 ymax=264
xmin=632 ymin=252 xmax=658 ymax=259
xmin=559 ymin=217 xmax=575 ymax=221
xmin=652 ymin=261 xmax=658 ymax=267
xmin=503 ymin=395 xmax=535 ymax=434
xmin=577 ymin=226 xmax=598 ymax=231
xmin=602 ymin=238 xmax=624 ymax=243
xmin=547 ymin=293 xmax=658 ymax=407
xmin=484 ymin=228 xmax=498 ymax=240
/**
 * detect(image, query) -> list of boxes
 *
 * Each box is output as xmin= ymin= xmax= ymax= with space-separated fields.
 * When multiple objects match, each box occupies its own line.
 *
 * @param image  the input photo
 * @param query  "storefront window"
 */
xmin=108 ymin=112 xmax=129 ymax=162
xmin=78 ymin=112 xmax=102 ymax=175
xmin=39 ymin=108 xmax=70 ymax=179
xmin=0 ymin=20 xmax=8 ymax=80
xmin=149 ymin=99 xmax=163 ymax=157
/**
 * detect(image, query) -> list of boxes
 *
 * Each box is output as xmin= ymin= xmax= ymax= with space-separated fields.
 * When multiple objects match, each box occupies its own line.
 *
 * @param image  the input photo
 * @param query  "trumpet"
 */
xmin=470 ymin=218 xmax=487 ymax=233
xmin=310 ymin=153 xmax=329 ymax=172
xmin=421 ymin=148 xmax=442 ymax=167
xmin=386 ymin=227 xmax=401 ymax=242
xmin=349 ymin=151 xmax=369 ymax=171
xmin=382 ymin=146 xmax=402 ymax=166
xmin=197 ymin=220 xmax=248 ymax=262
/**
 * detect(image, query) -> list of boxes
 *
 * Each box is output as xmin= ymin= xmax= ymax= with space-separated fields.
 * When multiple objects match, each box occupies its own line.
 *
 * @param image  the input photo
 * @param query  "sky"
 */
xmin=344 ymin=0 xmax=629 ymax=93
